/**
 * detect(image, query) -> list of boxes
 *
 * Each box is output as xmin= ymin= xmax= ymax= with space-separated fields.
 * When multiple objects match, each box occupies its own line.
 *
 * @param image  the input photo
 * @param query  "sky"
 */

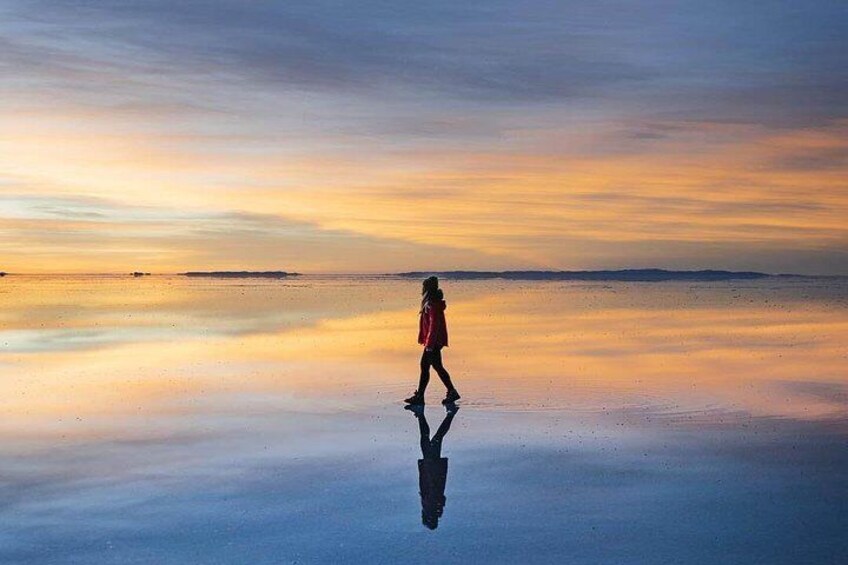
xmin=1 ymin=0 xmax=846 ymax=274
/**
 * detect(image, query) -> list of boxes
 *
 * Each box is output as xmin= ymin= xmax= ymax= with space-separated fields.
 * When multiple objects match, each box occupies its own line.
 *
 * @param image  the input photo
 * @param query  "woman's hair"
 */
xmin=421 ymin=276 xmax=440 ymax=311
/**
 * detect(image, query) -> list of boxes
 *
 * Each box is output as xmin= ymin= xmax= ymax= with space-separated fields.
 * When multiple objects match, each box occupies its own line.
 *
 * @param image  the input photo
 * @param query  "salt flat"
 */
xmin=1 ymin=275 xmax=846 ymax=564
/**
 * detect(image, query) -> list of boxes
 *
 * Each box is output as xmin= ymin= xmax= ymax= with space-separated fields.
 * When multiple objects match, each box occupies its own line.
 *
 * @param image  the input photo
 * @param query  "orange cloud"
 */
xmin=2 ymin=104 xmax=846 ymax=273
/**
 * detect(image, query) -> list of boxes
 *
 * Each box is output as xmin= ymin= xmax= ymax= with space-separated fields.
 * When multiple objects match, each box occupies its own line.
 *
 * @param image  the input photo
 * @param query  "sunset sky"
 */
xmin=1 ymin=0 xmax=846 ymax=274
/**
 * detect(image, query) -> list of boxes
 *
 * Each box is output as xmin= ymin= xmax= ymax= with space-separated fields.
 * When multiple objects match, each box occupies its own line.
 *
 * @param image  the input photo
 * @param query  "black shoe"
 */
xmin=442 ymin=389 xmax=461 ymax=405
xmin=404 ymin=391 xmax=425 ymax=405
xmin=404 ymin=403 xmax=425 ymax=416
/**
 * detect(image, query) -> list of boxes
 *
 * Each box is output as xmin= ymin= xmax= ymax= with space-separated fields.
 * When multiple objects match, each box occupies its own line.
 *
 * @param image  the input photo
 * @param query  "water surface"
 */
xmin=1 ymin=275 xmax=846 ymax=563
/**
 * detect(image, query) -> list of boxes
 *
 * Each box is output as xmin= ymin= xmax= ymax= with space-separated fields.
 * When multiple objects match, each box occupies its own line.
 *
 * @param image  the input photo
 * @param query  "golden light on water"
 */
xmin=3 ymin=277 xmax=845 ymax=431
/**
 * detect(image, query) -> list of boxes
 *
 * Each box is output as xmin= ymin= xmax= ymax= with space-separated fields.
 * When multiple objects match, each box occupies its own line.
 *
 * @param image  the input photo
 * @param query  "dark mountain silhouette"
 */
xmin=396 ymin=269 xmax=781 ymax=282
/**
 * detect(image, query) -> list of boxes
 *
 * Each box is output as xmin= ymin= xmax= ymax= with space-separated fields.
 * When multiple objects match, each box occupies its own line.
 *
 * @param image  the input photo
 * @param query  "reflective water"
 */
xmin=1 ymin=276 xmax=846 ymax=563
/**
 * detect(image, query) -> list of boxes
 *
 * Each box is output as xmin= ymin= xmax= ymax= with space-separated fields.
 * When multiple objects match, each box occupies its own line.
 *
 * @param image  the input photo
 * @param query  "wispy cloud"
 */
xmin=0 ymin=192 xmax=504 ymax=272
xmin=1 ymin=1 xmax=846 ymax=272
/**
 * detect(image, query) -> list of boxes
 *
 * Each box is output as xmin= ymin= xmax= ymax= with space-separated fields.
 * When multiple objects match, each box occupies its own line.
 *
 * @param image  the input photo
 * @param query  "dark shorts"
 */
xmin=421 ymin=347 xmax=445 ymax=366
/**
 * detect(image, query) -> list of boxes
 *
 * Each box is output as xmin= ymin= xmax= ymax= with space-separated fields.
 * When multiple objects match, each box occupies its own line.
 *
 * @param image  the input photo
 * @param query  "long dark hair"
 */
xmin=421 ymin=276 xmax=439 ymax=312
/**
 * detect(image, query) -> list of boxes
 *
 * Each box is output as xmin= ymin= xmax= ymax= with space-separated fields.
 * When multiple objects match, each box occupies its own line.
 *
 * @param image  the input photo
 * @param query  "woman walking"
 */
xmin=405 ymin=276 xmax=460 ymax=405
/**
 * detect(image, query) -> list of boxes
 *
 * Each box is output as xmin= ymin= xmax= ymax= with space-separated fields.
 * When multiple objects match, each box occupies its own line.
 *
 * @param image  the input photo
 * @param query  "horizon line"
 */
xmin=2 ymin=268 xmax=846 ymax=278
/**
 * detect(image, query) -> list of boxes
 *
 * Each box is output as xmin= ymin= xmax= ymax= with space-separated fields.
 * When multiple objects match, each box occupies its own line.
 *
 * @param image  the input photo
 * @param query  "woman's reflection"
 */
xmin=405 ymin=403 xmax=459 ymax=529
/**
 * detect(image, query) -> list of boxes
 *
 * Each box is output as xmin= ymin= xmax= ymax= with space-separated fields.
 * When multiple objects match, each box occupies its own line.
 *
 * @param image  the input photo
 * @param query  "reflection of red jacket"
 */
xmin=418 ymin=300 xmax=449 ymax=348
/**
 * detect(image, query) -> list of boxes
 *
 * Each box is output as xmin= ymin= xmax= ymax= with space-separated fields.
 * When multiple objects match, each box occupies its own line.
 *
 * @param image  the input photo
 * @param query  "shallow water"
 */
xmin=1 ymin=275 xmax=846 ymax=564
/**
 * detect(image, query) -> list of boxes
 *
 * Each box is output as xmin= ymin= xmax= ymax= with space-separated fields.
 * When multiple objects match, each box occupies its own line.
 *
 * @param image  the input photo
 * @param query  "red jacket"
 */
xmin=418 ymin=300 xmax=449 ymax=349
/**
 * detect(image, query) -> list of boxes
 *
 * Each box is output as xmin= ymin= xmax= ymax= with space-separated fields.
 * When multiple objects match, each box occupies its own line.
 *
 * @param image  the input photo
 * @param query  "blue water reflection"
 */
xmin=0 ymin=276 xmax=846 ymax=563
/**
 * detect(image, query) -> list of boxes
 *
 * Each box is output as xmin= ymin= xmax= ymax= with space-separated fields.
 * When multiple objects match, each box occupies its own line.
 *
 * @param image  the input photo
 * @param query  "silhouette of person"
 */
xmin=405 ymin=276 xmax=460 ymax=406
xmin=406 ymin=403 xmax=459 ymax=529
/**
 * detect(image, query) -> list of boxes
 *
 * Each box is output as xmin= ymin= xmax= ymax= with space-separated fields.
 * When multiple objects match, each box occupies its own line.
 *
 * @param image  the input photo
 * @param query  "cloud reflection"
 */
xmin=0 ymin=276 xmax=846 ymax=562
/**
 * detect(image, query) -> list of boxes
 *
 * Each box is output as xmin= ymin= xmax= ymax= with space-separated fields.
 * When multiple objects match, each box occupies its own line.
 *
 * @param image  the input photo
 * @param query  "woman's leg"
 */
xmin=417 ymin=348 xmax=432 ymax=394
xmin=430 ymin=348 xmax=456 ymax=392
xmin=430 ymin=410 xmax=457 ymax=458
xmin=417 ymin=411 xmax=432 ymax=458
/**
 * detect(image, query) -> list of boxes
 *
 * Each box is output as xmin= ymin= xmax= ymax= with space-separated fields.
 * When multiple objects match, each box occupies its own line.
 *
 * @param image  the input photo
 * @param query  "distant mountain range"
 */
xmin=182 ymin=271 xmax=298 ymax=278
xmin=1 ymin=269 xmax=839 ymax=280
xmin=395 ymin=269 xmax=791 ymax=281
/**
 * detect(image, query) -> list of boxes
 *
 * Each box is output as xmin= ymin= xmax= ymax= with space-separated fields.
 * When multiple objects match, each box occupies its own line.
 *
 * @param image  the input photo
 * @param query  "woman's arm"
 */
xmin=424 ymin=305 xmax=438 ymax=349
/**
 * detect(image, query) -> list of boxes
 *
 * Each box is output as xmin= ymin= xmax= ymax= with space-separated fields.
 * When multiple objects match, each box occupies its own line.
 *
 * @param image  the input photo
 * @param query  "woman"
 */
xmin=405 ymin=276 xmax=460 ymax=405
